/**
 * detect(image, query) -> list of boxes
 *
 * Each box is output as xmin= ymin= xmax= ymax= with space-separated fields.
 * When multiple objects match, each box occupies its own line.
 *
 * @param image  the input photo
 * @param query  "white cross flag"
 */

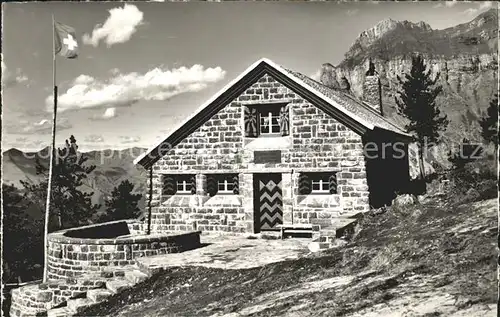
xmin=54 ymin=21 xmax=78 ymax=59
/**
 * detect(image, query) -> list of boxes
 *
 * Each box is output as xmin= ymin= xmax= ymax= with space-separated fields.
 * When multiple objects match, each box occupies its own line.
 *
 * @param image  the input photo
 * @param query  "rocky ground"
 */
xmin=81 ymin=196 xmax=497 ymax=317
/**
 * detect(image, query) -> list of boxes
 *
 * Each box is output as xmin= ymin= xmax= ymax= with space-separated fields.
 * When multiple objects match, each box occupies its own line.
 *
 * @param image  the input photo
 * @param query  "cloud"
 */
xmin=4 ymin=117 xmax=72 ymax=135
xmin=461 ymin=1 xmax=493 ymax=15
xmin=119 ymin=136 xmax=141 ymax=144
xmin=2 ymin=60 xmax=28 ymax=88
xmin=90 ymin=107 xmax=118 ymax=121
xmin=84 ymin=134 xmax=105 ymax=143
xmin=310 ymin=70 xmax=321 ymax=81
xmin=433 ymin=1 xmax=460 ymax=9
xmin=445 ymin=1 xmax=458 ymax=8
xmin=46 ymin=65 xmax=226 ymax=112
xmin=102 ymin=107 xmax=116 ymax=119
xmin=463 ymin=7 xmax=479 ymax=15
xmin=83 ymin=4 xmax=144 ymax=47
xmin=346 ymin=9 xmax=359 ymax=16
xmin=479 ymin=1 xmax=492 ymax=10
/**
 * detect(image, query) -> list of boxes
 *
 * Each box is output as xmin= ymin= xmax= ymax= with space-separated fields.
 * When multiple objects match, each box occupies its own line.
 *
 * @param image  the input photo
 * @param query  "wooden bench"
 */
xmin=276 ymin=224 xmax=313 ymax=239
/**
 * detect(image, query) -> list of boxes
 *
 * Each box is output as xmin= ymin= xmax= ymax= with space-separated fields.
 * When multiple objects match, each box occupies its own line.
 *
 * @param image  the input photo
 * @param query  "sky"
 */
xmin=1 ymin=1 xmax=496 ymax=152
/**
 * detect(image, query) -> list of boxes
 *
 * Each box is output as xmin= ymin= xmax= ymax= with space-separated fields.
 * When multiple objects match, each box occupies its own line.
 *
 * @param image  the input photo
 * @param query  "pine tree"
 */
xmin=2 ymin=184 xmax=43 ymax=283
xmin=102 ymin=180 xmax=142 ymax=221
xmin=479 ymin=94 xmax=498 ymax=144
xmin=395 ymin=55 xmax=449 ymax=179
xmin=21 ymin=135 xmax=101 ymax=231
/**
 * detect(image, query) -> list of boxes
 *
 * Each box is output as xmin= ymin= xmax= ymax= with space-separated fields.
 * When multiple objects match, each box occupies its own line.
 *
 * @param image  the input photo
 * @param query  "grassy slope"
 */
xmin=82 ymin=197 xmax=497 ymax=317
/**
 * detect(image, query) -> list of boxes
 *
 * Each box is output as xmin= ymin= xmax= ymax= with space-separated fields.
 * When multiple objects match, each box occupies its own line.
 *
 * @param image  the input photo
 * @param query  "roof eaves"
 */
xmin=263 ymin=59 xmax=376 ymax=131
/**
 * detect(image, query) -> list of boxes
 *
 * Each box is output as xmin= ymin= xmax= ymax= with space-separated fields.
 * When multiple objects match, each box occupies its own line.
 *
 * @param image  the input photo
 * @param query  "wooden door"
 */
xmin=253 ymin=173 xmax=283 ymax=232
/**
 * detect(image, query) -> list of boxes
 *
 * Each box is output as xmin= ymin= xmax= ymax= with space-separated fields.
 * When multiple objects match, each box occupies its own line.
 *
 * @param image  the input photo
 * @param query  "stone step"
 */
xmin=47 ymin=306 xmax=74 ymax=317
xmin=106 ymin=279 xmax=134 ymax=294
xmin=307 ymin=241 xmax=331 ymax=253
xmin=136 ymin=259 xmax=164 ymax=276
xmin=319 ymin=229 xmax=337 ymax=237
xmin=330 ymin=218 xmax=358 ymax=227
xmin=339 ymin=211 xmax=363 ymax=219
xmin=99 ymin=265 xmax=139 ymax=279
xmin=66 ymin=298 xmax=93 ymax=314
xmin=330 ymin=218 xmax=358 ymax=237
xmin=86 ymin=288 xmax=114 ymax=303
xmin=124 ymin=270 xmax=149 ymax=284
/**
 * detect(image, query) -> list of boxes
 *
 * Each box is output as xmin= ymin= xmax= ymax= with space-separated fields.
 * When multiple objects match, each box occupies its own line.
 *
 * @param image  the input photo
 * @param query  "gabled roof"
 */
xmin=135 ymin=58 xmax=413 ymax=169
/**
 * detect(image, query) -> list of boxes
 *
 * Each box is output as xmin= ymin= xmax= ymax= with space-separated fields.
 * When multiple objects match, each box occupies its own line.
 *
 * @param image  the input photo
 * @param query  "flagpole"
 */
xmin=43 ymin=14 xmax=58 ymax=283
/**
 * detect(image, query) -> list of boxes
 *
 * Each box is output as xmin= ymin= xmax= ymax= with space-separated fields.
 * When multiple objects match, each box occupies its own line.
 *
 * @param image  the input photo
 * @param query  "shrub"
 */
xmin=447 ymin=158 xmax=497 ymax=205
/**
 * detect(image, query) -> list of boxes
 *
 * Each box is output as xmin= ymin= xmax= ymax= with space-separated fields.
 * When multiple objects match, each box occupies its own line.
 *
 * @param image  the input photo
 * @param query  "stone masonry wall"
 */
xmin=149 ymin=73 xmax=370 ymax=234
xmin=9 ymin=278 xmax=105 ymax=316
xmin=47 ymin=228 xmax=200 ymax=280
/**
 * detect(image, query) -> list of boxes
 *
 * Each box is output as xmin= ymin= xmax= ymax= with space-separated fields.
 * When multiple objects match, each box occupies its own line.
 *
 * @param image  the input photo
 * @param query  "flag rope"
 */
xmin=43 ymin=14 xmax=58 ymax=283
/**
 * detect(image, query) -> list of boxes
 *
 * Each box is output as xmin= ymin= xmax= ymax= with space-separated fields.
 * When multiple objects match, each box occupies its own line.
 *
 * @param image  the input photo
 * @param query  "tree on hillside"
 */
xmin=100 ymin=180 xmax=142 ymax=222
xmin=479 ymin=94 xmax=498 ymax=144
xmin=395 ymin=54 xmax=449 ymax=180
xmin=2 ymin=184 xmax=43 ymax=283
xmin=21 ymin=135 xmax=101 ymax=231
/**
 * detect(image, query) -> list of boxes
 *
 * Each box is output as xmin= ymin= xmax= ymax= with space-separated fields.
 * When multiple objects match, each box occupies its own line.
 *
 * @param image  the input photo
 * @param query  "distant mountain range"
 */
xmin=320 ymin=8 xmax=498 ymax=166
xmin=2 ymin=146 xmax=148 ymax=215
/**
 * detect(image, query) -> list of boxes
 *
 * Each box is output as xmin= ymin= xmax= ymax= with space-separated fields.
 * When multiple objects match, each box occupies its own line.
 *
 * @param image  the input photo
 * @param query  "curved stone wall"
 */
xmin=47 ymin=220 xmax=201 ymax=279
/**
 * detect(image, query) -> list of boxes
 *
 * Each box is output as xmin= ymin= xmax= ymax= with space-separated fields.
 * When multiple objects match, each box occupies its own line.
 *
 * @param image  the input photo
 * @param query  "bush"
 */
xmin=447 ymin=158 xmax=497 ymax=205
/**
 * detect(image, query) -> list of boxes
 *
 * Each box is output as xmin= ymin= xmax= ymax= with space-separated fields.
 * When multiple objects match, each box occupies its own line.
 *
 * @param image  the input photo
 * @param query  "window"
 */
xmin=298 ymin=172 xmax=337 ymax=195
xmin=176 ymin=175 xmax=194 ymax=194
xmin=163 ymin=174 xmax=196 ymax=195
xmin=260 ymin=108 xmax=281 ymax=134
xmin=218 ymin=175 xmax=235 ymax=193
xmin=207 ymin=174 xmax=239 ymax=196
xmin=244 ymin=104 xmax=289 ymax=138
xmin=311 ymin=174 xmax=331 ymax=193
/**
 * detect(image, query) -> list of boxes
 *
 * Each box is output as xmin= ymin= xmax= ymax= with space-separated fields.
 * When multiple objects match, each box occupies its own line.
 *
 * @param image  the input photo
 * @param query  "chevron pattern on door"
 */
xmin=257 ymin=176 xmax=283 ymax=230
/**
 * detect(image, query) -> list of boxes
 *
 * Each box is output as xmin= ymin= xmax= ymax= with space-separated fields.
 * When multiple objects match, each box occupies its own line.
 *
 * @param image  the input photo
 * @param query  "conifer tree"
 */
xmin=395 ymin=55 xmax=449 ymax=179
xmin=21 ymin=135 xmax=101 ymax=231
xmin=102 ymin=180 xmax=142 ymax=221
xmin=479 ymin=94 xmax=498 ymax=144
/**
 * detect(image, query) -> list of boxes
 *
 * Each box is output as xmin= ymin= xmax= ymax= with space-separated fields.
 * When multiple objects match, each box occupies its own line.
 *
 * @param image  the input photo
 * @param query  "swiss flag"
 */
xmin=54 ymin=21 xmax=78 ymax=59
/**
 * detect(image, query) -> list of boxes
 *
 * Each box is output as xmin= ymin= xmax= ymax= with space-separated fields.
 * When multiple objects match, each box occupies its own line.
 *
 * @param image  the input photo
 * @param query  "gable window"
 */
xmin=207 ymin=174 xmax=239 ymax=196
xmin=163 ymin=174 xmax=196 ymax=195
xmin=298 ymin=172 xmax=337 ymax=195
xmin=244 ymin=104 xmax=290 ymax=138
xmin=260 ymin=107 xmax=281 ymax=134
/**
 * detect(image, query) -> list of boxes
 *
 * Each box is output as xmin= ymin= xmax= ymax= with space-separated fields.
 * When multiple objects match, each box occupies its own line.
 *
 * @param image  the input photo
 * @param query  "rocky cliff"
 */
xmin=320 ymin=9 xmax=498 ymax=168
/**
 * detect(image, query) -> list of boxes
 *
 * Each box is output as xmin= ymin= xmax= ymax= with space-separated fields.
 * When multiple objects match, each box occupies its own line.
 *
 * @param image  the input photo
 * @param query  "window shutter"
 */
xmin=232 ymin=174 xmax=239 ymax=194
xmin=244 ymin=106 xmax=258 ymax=137
xmin=298 ymin=173 xmax=311 ymax=195
xmin=206 ymin=175 xmax=218 ymax=197
xmin=279 ymin=104 xmax=290 ymax=136
xmin=163 ymin=175 xmax=176 ymax=195
xmin=329 ymin=174 xmax=338 ymax=194
xmin=190 ymin=175 xmax=197 ymax=195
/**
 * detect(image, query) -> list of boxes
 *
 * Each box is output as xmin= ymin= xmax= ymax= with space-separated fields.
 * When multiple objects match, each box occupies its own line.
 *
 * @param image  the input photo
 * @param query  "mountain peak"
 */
xmin=356 ymin=18 xmax=433 ymax=48
xmin=340 ymin=9 xmax=497 ymax=68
